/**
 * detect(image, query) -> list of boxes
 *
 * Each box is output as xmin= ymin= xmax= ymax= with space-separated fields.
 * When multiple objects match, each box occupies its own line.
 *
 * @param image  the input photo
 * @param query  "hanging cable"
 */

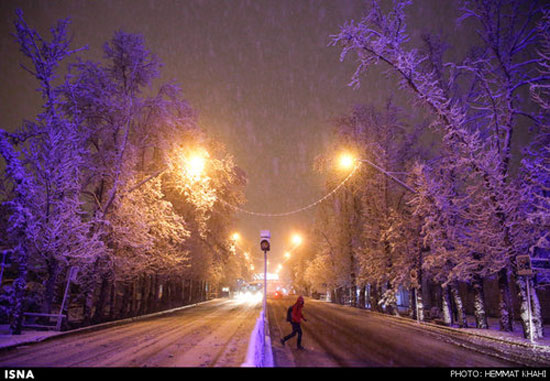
xmin=217 ymin=164 xmax=359 ymax=217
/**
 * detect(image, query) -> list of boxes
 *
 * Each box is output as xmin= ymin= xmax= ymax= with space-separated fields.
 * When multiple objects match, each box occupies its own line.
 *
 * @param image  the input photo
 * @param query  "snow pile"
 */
xmin=241 ymin=310 xmax=274 ymax=367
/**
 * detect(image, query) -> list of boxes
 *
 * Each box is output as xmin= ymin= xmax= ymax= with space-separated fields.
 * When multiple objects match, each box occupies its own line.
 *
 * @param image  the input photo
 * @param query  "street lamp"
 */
xmin=260 ymin=230 xmax=271 ymax=314
xmin=338 ymin=153 xmax=356 ymax=171
xmin=183 ymin=150 xmax=208 ymax=181
xmin=338 ymin=152 xmax=417 ymax=194
xmin=291 ymin=233 xmax=303 ymax=247
xmin=127 ymin=147 xmax=210 ymax=194
xmin=338 ymin=151 xmax=419 ymax=317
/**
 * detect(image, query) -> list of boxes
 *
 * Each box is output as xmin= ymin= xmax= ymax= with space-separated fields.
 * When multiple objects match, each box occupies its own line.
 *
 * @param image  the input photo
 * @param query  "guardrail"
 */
xmin=241 ymin=310 xmax=274 ymax=367
xmin=22 ymin=312 xmax=66 ymax=331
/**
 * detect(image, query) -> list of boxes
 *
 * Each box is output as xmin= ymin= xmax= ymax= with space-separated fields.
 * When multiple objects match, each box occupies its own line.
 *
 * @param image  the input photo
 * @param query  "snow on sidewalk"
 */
xmin=0 ymin=325 xmax=60 ymax=349
xmin=461 ymin=315 xmax=550 ymax=348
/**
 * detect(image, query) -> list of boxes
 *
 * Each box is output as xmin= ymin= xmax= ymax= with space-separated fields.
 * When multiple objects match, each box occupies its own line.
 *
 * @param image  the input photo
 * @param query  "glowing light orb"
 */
xmin=291 ymin=234 xmax=303 ymax=246
xmin=182 ymin=149 xmax=209 ymax=181
xmin=338 ymin=153 xmax=356 ymax=170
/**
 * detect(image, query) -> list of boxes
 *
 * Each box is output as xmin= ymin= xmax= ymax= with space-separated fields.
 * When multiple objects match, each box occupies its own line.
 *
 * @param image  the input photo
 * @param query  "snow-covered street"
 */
xmin=0 ymin=295 xmax=549 ymax=367
xmin=267 ymin=296 xmax=541 ymax=367
xmin=0 ymin=299 xmax=260 ymax=367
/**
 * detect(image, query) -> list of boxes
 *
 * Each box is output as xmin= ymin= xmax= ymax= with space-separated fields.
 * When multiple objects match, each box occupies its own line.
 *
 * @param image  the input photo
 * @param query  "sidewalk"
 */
xmin=461 ymin=315 xmax=550 ymax=348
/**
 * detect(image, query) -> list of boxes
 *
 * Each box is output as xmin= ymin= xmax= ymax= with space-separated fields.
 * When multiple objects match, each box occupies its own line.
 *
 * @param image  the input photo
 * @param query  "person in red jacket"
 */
xmin=280 ymin=295 xmax=307 ymax=350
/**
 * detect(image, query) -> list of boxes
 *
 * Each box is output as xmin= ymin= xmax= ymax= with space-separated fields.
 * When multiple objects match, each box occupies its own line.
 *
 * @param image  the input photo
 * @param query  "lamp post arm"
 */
xmin=358 ymin=159 xmax=417 ymax=194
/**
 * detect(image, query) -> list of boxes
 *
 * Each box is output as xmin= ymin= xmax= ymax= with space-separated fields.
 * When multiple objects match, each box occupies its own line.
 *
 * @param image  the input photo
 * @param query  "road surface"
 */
xmin=267 ymin=296 xmax=519 ymax=367
xmin=0 ymin=298 xmax=260 ymax=367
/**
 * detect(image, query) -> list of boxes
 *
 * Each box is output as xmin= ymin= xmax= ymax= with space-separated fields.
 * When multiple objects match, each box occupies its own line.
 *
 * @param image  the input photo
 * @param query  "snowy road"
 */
xmin=0 ymin=299 xmax=260 ymax=367
xmin=267 ymin=296 xmax=519 ymax=367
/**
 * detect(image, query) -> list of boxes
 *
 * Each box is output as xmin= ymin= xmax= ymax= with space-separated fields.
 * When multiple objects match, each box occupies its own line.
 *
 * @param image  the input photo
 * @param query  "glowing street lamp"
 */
xmin=128 ymin=147 xmax=210 ymax=194
xmin=291 ymin=233 xmax=303 ymax=247
xmin=337 ymin=152 xmax=417 ymax=194
xmin=284 ymin=251 xmax=291 ymax=260
xmin=183 ymin=149 xmax=209 ymax=181
xmin=338 ymin=152 xmax=356 ymax=171
xmin=231 ymin=232 xmax=241 ymax=242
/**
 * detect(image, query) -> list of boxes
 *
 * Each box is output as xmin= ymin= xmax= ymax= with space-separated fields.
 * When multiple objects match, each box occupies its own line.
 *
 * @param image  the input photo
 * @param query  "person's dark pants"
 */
xmin=283 ymin=322 xmax=302 ymax=347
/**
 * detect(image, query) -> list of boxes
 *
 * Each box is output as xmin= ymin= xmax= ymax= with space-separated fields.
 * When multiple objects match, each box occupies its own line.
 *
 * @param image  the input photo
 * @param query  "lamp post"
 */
xmin=338 ymin=152 xmax=420 ymax=315
xmin=260 ymin=230 xmax=271 ymax=314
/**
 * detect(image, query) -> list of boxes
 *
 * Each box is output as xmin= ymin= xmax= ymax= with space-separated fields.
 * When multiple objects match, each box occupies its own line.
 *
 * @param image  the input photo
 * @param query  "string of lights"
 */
xmin=218 ymin=164 xmax=359 ymax=217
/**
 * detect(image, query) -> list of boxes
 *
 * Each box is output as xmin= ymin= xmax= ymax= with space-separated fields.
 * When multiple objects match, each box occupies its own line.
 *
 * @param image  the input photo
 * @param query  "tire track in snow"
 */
xmin=268 ymin=297 xmax=518 ymax=367
xmin=165 ymin=301 xmax=260 ymax=367
xmin=0 ymin=299 xmax=257 ymax=367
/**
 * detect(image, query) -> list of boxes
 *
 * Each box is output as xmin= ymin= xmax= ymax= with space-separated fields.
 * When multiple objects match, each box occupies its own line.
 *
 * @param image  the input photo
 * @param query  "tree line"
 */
xmin=294 ymin=0 xmax=550 ymax=340
xmin=0 ymin=11 xmax=248 ymax=333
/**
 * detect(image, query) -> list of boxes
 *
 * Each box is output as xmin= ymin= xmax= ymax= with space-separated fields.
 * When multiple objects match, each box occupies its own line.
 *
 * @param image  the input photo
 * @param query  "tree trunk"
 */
xmin=183 ymin=279 xmax=188 ymax=305
xmin=128 ymin=281 xmax=136 ymax=316
xmin=140 ymin=275 xmax=151 ymax=314
xmin=42 ymin=258 xmax=60 ymax=315
xmin=441 ymin=285 xmax=452 ymax=326
xmin=334 ymin=287 xmax=342 ymax=305
xmin=472 ymin=277 xmax=488 ymax=329
xmin=83 ymin=285 xmax=96 ymax=326
xmin=200 ymin=280 xmax=206 ymax=301
xmin=350 ymin=284 xmax=357 ymax=307
xmin=415 ymin=287 xmax=425 ymax=322
xmin=358 ymin=285 xmax=366 ymax=309
xmin=516 ymin=276 xmax=543 ymax=340
xmin=370 ymin=284 xmax=382 ymax=312
xmin=130 ymin=280 xmax=138 ymax=316
xmin=108 ymin=280 xmax=116 ymax=320
xmin=330 ymin=288 xmax=336 ymax=304
xmin=497 ymin=268 xmax=513 ymax=332
xmin=531 ymin=282 xmax=544 ymax=339
xmin=92 ymin=277 xmax=110 ymax=323
xmin=10 ymin=257 xmax=28 ymax=335
xmin=386 ymin=282 xmax=400 ymax=316
xmin=450 ymin=283 xmax=467 ymax=328
xmin=409 ymin=288 xmax=416 ymax=319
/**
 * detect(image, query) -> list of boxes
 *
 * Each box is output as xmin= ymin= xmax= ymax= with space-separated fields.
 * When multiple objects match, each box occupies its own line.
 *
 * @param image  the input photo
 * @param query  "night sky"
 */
xmin=0 ymin=0 xmax=460 ymax=266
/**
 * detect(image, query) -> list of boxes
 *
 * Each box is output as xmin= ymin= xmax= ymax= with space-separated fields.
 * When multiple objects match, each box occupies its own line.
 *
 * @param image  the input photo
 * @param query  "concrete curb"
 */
xmin=0 ymin=299 xmax=219 ymax=352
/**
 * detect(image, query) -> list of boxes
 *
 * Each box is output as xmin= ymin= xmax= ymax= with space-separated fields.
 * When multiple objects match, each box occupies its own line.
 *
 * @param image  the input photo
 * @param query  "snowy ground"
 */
xmin=0 ymin=298 xmax=260 ymax=367
xmin=267 ymin=296 xmax=550 ymax=367
xmin=461 ymin=315 xmax=550 ymax=348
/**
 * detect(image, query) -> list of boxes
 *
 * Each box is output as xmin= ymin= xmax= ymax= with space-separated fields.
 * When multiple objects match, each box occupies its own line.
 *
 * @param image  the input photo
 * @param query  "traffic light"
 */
xmin=260 ymin=230 xmax=270 ymax=252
